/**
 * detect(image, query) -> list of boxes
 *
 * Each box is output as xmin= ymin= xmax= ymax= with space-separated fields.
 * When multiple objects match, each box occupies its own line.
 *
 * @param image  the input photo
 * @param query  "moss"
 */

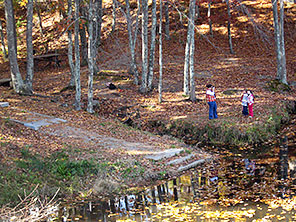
xmin=265 ymin=79 xmax=291 ymax=92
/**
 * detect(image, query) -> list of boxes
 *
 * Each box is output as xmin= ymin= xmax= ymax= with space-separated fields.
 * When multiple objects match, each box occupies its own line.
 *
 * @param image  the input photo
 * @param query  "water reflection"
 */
xmin=52 ymin=137 xmax=296 ymax=221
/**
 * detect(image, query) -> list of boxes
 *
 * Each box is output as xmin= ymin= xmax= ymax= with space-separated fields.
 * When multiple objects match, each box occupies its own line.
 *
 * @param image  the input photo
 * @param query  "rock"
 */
xmin=0 ymin=102 xmax=9 ymax=107
xmin=166 ymin=154 xmax=195 ymax=165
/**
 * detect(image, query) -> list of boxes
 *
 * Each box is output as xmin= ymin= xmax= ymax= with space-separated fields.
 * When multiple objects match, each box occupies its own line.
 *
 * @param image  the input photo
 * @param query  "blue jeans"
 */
xmin=208 ymin=101 xmax=218 ymax=120
xmin=242 ymin=106 xmax=248 ymax=116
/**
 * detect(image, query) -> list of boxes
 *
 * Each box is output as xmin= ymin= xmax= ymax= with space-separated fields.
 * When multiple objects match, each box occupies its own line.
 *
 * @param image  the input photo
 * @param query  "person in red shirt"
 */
xmin=206 ymin=84 xmax=218 ymax=120
xmin=247 ymin=90 xmax=254 ymax=118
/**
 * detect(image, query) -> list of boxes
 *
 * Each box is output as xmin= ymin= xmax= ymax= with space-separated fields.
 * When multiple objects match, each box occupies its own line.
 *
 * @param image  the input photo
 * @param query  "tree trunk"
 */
xmin=87 ymin=0 xmax=95 ymax=113
xmin=95 ymin=0 xmax=103 ymax=48
xmin=226 ymin=0 xmax=234 ymax=54
xmin=0 ymin=20 xmax=8 ymax=59
xmin=279 ymin=0 xmax=287 ymax=84
xmin=189 ymin=0 xmax=196 ymax=102
xmin=125 ymin=0 xmax=140 ymax=85
xmin=74 ymin=0 xmax=81 ymax=110
xmin=111 ymin=0 xmax=117 ymax=33
xmin=68 ymin=0 xmax=75 ymax=87
xmin=183 ymin=0 xmax=193 ymax=96
xmin=4 ymin=0 xmax=29 ymax=94
xmin=79 ymin=23 xmax=88 ymax=66
xmin=164 ymin=1 xmax=170 ymax=40
xmin=35 ymin=0 xmax=44 ymax=35
xmin=207 ymin=0 xmax=213 ymax=36
xmin=25 ymin=0 xmax=34 ymax=93
xmin=272 ymin=0 xmax=287 ymax=84
xmin=147 ymin=0 xmax=157 ymax=91
xmin=158 ymin=0 xmax=163 ymax=103
xmin=140 ymin=0 xmax=149 ymax=93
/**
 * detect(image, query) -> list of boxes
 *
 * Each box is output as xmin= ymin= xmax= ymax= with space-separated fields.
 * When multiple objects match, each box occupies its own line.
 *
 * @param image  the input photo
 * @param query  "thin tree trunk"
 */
xmin=68 ymin=0 xmax=75 ymax=87
xmin=147 ymin=0 xmax=157 ymax=91
xmin=189 ymin=0 xmax=196 ymax=102
xmin=279 ymin=0 xmax=287 ymax=84
xmin=226 ymin=0 xmax=234 ymax=54
xmin=25 ymin=0 xmax=34 ymax=93
xmin=74 ymin=0 xmax=81 ymax=110
xmin=158 ymin=0 xmax=163 ymax=103
xmin=272 ymin=0 xmax=282 ymax=80
xmin=4 ymin=0 xmax=29 ymax=94
xmin=183 ymin=0 xmax=193 ymax=96
xmin=195 ymin=0 xmax=199 ymax=19
xmin=35 ymin=0 xmax=44 ymax=35
xmin=125 ymin=0 xmax=140 ymax=85
xmin=95 ymin=0 xmax=103 ymax=48
xmin=164 ymin=1 xmax=170 ymax=40
xmin=0 ymin=20 xmax=8 ymax=59
xmin=140 ymin=0 xmax=149 ymax=93
xmin=87 ymin=0 xmax=95 ymax=113
xmin=80 ymin=23 xmax=88 ymax=66
xmin=111 ymin=0 xmax=117 ymax=33
xmin=208 ymin=0 xmax=213 ymax=36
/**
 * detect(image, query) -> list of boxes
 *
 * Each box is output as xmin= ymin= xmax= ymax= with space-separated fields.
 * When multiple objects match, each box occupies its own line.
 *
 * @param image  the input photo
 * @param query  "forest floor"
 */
xmin=0 ymin=0 xmax=296 ymax=207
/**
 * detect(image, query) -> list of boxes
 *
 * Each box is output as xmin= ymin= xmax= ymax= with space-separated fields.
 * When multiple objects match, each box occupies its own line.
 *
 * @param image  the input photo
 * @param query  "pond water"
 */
xmin=49 ymin=118 xmax=296 ymax=221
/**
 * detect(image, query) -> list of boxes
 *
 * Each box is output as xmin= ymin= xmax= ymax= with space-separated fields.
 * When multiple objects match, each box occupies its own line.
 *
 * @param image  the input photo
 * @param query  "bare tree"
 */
xmin=87 ymin=0 xmax=95 ymax=113
xmin=125 ymin=0 xmax=140 ymax=85
xmin=159 ymin=0 xmax=163 ymax=103
xmin=272 ymin=0 xmax=287 ymax=84
xmin=207 ymin=0 xmax=213 ymax=36
xmin=140 ymin=0 xmax=149 ymax=93
xmin=95 ymin=0 xmax=103 ymax=48
xmin=34 ymin=0 xmax=44 ymax=35
xmin=25 ymin=0 xmax=34 ymax=93
xmin=74 ymin=0 xmax=81 ymax=110
xmin=226 ymin=0 xmax=234 ymax=54
xmin=67 ymin=0 xmax=75 ymax=87
xmin=147 ymin=0 xmax=157 ymax=91
xmin=4 ymin=0 xmax=31 ymax=94
xmin=111 ymin=0 xmax=117 ymax=33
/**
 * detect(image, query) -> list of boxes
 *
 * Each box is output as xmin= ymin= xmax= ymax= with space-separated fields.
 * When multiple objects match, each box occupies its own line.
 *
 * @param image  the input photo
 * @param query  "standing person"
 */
xmin=247 ymin=90 xmax=254 ymax=118
xmin=206 ymin=84 xmax=218 ymax=120
xmin=240 ymin=90 xmax=249 ymax=117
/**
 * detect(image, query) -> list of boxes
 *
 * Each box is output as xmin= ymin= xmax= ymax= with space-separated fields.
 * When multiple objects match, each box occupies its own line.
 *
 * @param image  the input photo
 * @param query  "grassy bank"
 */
xmin=146 ymin=102 xmax=294 ymax=147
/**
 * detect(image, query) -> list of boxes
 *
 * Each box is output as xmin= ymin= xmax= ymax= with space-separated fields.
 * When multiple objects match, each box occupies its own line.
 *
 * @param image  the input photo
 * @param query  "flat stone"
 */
xmin=145 ymin=149 xmax=184 ymax=161
xmin=0 ymin=102 xmax=9 ymax=107
xmin=24 ymin=120 xmax=51 ymax=130
xmin=177 ymin=159 xmax=207 ymax=172
xmin=166 ymin=154 xmax=195 ymax=165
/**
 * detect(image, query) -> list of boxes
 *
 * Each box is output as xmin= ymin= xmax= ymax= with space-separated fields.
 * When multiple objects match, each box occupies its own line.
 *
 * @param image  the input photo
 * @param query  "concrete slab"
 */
xmin=166 ymin=154 xmax=195 ymax=165
xmin=0 ymin=102 xmax=9 ymax=107
xmin=145 ymin=149 xmax=184 ymax=161
xmin=177 ymin=158 xmax=211 ymax=172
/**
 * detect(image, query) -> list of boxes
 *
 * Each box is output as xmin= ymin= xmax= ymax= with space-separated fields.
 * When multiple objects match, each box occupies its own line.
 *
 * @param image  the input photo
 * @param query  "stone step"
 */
xmin=166 ymin=154 xmax=195 ymax=165
xmin=145 ymin=149 xmax=184 ymax=161
xmin=0 ymin=102 xmax=9 ymax=107
xmin=177 ymin=158 xmax=211 ymax=172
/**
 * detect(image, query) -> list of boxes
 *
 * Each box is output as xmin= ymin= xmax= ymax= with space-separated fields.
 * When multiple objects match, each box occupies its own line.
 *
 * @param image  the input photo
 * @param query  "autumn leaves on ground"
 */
xmin=0 ymin=0 xmax=295 ymax=209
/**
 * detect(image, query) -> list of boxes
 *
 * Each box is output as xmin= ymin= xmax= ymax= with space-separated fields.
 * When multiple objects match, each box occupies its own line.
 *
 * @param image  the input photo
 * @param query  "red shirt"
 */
xmin=206 ymin=88 xmax=216 ymax=102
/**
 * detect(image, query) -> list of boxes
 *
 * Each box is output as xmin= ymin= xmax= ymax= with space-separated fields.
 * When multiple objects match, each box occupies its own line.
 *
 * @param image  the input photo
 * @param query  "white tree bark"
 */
xmin=25 ymin=0 xmax=34 ymax=93
xmin=140 ymin=0 xmax=149 ymax=93
xmin=164 ymin=1 xmax=170 ymax=40
xmin=87 ymin=0 xmax=95 ymax=113
xmin=158 ymin=0 xmax=163 ymax=103
xmin=279 ymin=0 xmax=287 ymax=84
xmin=208 ymin=0 xmax=213 ymax=36
xmin=111 ymin=0 xmax=117 ymax=33
xmin=147 ymin=0 xmax=157 ymax=91
xmin=74 ymin=0 xmax=81 ymax=110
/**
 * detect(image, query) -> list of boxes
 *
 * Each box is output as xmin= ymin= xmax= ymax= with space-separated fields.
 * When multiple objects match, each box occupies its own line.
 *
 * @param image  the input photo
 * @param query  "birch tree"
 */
xmin=158 ymin=0 xmax=163 ymax=103
xmin=95 ymin=0 xmax=103 ymax=48
xmin=271 ymin=0 xmax=287 ymax=84
xmin=125 ymin=0 xmax=140 ymax=85
xmin=87 ymin=0 xmax=95 ymax=113
xmin=147 ymin=0 xmax=157 ymax=91
xmin=140 ymin=0 xmax=149 ymax=93
xmin=74 ymin=0 xmax=81 ymax=110
xmin=207 ymin=0 xmax=213 ymax=36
